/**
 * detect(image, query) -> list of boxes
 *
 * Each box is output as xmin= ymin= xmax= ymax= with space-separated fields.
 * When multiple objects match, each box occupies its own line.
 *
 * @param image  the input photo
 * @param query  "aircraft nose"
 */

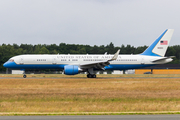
xmin=3 ymin=61 xmax=17 ymax=69
xmin=3 ymin=61 xmax=13 ymax=68
xmin=3 ymin=62 xmax=9 ymax=68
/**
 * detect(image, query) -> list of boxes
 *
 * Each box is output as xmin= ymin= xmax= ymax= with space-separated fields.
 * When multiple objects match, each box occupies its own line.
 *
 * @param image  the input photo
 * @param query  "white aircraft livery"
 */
xmin=3 ymin=29 xmax=174 ymax=78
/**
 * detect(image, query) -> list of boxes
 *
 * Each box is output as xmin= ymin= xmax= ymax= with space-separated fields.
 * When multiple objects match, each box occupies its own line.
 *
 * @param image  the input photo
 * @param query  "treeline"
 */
xmin=0 ymin=42 xmax=180 ymax=71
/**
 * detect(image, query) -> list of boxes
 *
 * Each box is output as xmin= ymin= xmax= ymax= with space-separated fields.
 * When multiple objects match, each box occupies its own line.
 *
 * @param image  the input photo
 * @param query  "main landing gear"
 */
xmin=87 ymin=74 xmax=96 ymax=78
xmin=87 ymin=68 xmax=97 ymax=78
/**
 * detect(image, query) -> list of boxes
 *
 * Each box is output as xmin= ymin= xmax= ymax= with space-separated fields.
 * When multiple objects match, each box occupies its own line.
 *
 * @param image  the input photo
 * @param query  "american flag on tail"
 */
xmin=160 ymin=40 xmax=168 ymax=45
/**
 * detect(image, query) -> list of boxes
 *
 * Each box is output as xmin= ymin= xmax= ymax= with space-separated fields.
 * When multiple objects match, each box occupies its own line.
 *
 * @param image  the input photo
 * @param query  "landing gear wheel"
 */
xmin=87 ymin=74 xmax=96 ymax=78
xmin=87 ymin=74 xmax=92 ymax=78
xmin=23 ymin=74 xmax=27 ymax=78
xmin=92 ymin=74 xmax=96 ymax=78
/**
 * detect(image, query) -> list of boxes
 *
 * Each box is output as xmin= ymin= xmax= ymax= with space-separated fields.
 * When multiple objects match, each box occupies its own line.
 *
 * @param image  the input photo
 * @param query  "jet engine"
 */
xmin=64 ymin=65 xmax=81 ymax=75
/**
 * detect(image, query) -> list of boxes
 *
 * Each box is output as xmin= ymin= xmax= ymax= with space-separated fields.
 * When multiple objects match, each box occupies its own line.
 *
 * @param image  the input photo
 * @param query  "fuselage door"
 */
xmin=20 ymin=57 xmax=24 ymax=65
xmin=52 ymin=57 xmax=57 ymax=64
xmin=141 ymin=57 xmax=145 ymax=64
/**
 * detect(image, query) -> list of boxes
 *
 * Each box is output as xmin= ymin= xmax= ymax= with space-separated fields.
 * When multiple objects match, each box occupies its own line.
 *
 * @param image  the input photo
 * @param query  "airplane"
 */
xmin=3 ymin=29 xmax=174 ymax=78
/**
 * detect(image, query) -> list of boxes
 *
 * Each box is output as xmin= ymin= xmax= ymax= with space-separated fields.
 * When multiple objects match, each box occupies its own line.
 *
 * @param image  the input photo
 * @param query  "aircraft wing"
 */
xmin=80 ymin=49 xmax=120 ymax=70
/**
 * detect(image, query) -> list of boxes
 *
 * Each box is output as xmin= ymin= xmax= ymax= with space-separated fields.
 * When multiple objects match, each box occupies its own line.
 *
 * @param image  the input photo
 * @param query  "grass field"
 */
xmin=0 ymin=74 xmax=180 ymax=115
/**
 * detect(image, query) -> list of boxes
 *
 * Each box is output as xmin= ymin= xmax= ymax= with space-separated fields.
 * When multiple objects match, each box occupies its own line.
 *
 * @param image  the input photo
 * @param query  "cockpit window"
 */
xmin=9 ymin=59 xmax=14 ymax=62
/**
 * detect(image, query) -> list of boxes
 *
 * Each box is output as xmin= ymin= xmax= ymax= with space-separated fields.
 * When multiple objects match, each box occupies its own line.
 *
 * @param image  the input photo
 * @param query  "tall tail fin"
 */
xmin=141 ymin=29 xmax=174 ymax=57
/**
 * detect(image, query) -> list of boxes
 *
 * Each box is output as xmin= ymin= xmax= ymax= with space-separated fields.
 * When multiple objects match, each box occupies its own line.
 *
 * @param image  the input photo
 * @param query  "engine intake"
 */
xmin=64 ymin=65 xmax=80 ymax=75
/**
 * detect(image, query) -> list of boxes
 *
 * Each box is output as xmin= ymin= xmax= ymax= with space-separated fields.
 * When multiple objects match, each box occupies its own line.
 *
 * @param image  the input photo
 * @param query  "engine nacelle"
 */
xmin=64 ymin=65 xmax=80 ymax=75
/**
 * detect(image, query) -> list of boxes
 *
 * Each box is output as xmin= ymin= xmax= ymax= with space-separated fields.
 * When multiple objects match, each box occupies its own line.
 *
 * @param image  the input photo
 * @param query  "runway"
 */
xmin=1 ymin=76 xmax=180 ymax=79
xmin=1 ymin=115 xmax=180 ymax=120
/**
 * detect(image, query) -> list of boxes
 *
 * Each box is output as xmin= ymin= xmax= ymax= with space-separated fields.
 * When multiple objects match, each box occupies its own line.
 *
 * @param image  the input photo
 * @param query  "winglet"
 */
xmin=109 ymin=49 xmax=120 ymax=61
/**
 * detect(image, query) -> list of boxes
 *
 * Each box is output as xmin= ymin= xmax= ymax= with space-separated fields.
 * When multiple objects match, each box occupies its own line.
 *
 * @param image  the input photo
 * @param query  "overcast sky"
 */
xmin=0 ymin=0 xmax=179 ymax=47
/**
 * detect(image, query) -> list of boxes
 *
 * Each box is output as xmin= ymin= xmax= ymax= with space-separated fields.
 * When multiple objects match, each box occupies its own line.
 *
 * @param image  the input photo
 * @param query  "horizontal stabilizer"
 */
xmin=151 ymin=56 xmax=175 ymax=62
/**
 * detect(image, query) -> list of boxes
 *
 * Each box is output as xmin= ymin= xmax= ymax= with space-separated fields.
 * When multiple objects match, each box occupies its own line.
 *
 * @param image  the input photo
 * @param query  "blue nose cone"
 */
xmin=3 ymin=61 xmax=16 ymax=68
xmin=3 ymin=62 xmax=9 ymax=68
xmin=3 ymin=61 xmax=18 ymax=69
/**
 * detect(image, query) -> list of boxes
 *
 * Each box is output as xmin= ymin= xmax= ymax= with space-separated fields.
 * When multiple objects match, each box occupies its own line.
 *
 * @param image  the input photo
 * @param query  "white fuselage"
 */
xmin=4 ymin=54 xmax=172 ymax=70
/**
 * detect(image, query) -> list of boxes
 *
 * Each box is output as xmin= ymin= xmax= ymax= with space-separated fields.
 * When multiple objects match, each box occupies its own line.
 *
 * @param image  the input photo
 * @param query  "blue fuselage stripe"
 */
xmin=3 ymin=61 xmax=155 ymax=70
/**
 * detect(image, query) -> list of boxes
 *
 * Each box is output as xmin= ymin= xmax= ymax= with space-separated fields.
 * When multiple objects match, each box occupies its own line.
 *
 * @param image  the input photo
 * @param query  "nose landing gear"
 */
xmin=22 ymin=70 xmax=27 ymax=78
xmin=23 ymin=74 xmax=27 ymax=78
